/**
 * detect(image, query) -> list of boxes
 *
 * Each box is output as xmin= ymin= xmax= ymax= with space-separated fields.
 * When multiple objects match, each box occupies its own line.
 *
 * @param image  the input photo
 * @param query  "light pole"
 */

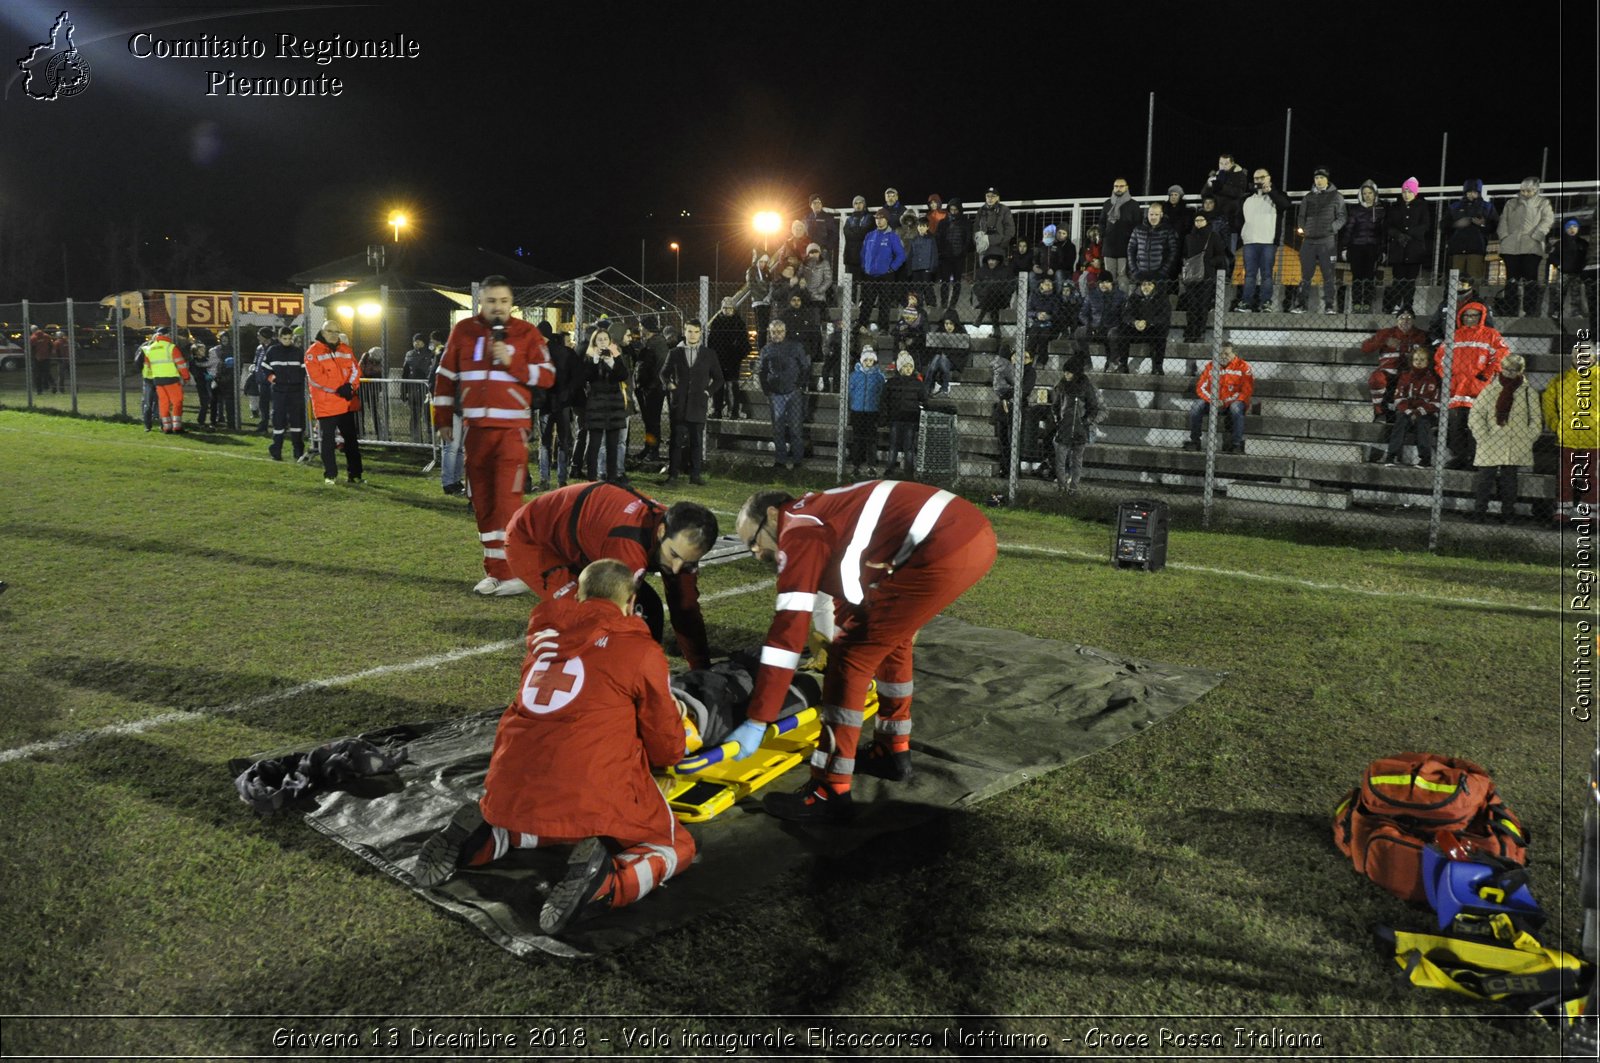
xmin=388 ymin=211 xmax=407 ymax=244
xmin=670 ymin=242 xmax=681 ymax=286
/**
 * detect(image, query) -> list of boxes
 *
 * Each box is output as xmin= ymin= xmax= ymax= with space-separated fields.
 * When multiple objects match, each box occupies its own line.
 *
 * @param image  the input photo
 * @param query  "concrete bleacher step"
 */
xmin=1225 ymin=482 xmax=1351 ymax=510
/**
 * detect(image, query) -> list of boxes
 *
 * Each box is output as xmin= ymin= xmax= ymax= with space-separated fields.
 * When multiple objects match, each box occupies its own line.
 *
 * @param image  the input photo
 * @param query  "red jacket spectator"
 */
xmin=1394 ymin=364 xmax=1442 ymax=418
xmin=304 ymin=336 xmax=360 ymax=418
xmin=1195 ymin=351 xmax=1254 ymax=406
xmin=1361 ymin=320 xmax=1429 ymax=378
xmin=1433 ymin=300 xmax=1507 ymax=410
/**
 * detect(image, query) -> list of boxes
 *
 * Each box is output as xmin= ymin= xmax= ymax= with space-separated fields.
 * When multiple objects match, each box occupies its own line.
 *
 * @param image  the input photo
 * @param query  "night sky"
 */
xmin=2 ymin=0 xmax=1595 ymax=299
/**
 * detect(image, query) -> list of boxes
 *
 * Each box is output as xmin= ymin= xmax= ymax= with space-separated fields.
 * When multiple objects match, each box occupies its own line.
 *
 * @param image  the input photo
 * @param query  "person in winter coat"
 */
xmin=1237 ymin=167 xmax=1292 ymax=312
xmin=842 ymin=195 xmax=874 ymax=277
xmin=1185 ymin=344 xmax=1254 ymax=452
xmin=1179 ymin=212 xmax=1231 ymax=342
xmin=410 ymin=559 xmax=696 ymax=936
xmin=847 ymin=346 xmax=887 ymax=477
xmin=804 ymin=194 xmax=836 ymax=259
xmin=401 ymin=333 xmax=434 ymax=443
xmin=882 ymin=352 xmax=924 ymax=477
xmin=923 ymin=310 xmax=969 ymax=394
xmin=889 ymin=291 xmax=928 ymax=370
xmin=755 ymin=319 xmax=810 ymax=470
xmin=1384 ymin=347 xmax=1442 ymax=466
xmin=1434 ymin=300 xmax=1508 ymax=469
xmin=800 ymin=242 xmax=833 ymax=306
xmin=1076 ymin=272 xmax=1125 ymax=365
xmin=1078 ymin=223 xmax=1105 ymax=288
xmin=1551 ymin=218 xmax=1592 ymax=320
xmin=972 ymin=250 xmax=1013 ymax=330
xmin=264 ymin=325 xmax=307 ymax=458
xmin=707 ymin=298 xmax=750 ymax=421
xmin=992 ymin=348 xmax=1037 ymax=475
xmin=935 ymin=200 xmax=973 ymax=309
xmin=1051 ymin=354 xmax=1103 ymax=494
xmin=1362 ymin=311 xmax=1429 ymax=420
xmin=534 ymin=323 xmax=580 ymax=488
xmin=1163 ymin=186 xmax=1195 ymax=241
xmin=1342 ymin=180 xmax=1387 ymax=313
xmin=1100 ymin=179 xmax=1140 ymax=283
xmin=975 ymin=187 xmax=1015 ymax=262
xmin=895 ymin=209 xmax=922 ymax=281
xmin=1126 ymin=202 xmax=1178 ymax=289
xmin=1202 ymin=153 xmax=1250 ymax=248
xmin=1025 ymin=276 xmax=1069 ymax=364
xmin=1292 ymin=167 xmax=1348 ymax=314
xmin=305 ymin=321 xmax=364 ymax=485
xmin=747 ymin=252 xmax=776 ymax=343
xmin=1468 ymin=354 xmax=1542 ymax=522
xmin=631 ymin=317 xmax=670 ymax=467
xmin=1008 ymin=237 xmax=1038 ymax=279
xmin=580 ymin=327 xmax=632 ymax=485
xmin=1445 ymin=178 xmax=1499 ymax=283
xmin=859 ymin=210 xmax=908 ymax=330
xmin=29 ymin=324 xmax=54 ymax=394
xmin=905 ymin=216 xmax=939 ymax=307
xmin=1386 ymin=178 xmax=1433 ymax=314
xmin=658 ymin=319 xmax=726 ymax=486
xmin=1112 ymin=278 xmax=1171 ymax=374
xmin=1040 ymin=223 xmax=1078 ymax=292
xmin=1496 ymin=177 xmax=1555 ymax=316
xmin=1541 ymin=345 xmax=1600 ymax=523
xmin=1427 ymin=276 xmax=1497 ymax=346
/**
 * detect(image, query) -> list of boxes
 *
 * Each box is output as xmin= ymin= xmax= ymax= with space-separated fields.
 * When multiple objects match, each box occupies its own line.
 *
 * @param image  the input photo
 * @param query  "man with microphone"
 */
xmin=433 ymin=275 xmax=555 ymax=595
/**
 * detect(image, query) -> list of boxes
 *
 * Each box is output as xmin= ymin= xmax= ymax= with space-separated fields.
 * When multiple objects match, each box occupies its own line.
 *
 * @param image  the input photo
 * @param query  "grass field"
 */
xmin=0 ymin=407 xmax=1588 ymax=1060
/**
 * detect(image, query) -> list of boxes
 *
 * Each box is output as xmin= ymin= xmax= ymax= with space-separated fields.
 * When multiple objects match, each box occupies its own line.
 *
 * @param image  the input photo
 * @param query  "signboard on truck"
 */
xmin=101 ymin=290 xmax=304 ymax=332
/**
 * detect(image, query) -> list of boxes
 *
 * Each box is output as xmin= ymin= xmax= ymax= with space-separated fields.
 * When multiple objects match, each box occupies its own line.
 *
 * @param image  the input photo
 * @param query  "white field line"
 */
xmin=0 ymin=578 xmax=774 ymax=767
xmin=0 ymin=425 xmax=288 ymax=465
xmin=998 ymin=540 xmax=1559 ymax=614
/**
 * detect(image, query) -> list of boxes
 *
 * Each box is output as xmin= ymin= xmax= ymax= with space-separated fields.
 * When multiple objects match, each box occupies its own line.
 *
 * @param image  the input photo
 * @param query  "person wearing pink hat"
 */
xmin=1385 ymin=178 xmax=1433 ymax=314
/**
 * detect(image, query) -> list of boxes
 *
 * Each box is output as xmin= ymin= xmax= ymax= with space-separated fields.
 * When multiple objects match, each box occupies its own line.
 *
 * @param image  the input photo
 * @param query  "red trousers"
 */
xmin=466 ymin=426 xmax=529 ymax=579
xmin=504 ymin=540 xmax=579 ymax=601
xmin=474 ymin=818 xmax=696 ymax=911
xmin=813 ymin=522 xmax=998 ymax=790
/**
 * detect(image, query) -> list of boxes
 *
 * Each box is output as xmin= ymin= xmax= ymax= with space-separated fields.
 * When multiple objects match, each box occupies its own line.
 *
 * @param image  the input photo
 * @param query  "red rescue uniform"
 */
xmin=1435 ymin=300 xmax=1508 ymax=410
xmin=432 ymin=315 xmax=554 ymax=579
xmin=503 ymin=483 xmax=712 ymax=669
xmin=746 ymin=481 xmax=997 ymax=791
xmin=304 ymin=338 xmax=360 ymax=417
xmin=478 ymin=596 xmax=693 ymax=911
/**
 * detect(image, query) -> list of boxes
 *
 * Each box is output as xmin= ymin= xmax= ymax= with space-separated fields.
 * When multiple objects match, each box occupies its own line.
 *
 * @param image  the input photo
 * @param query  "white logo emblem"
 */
xmin=519 ymin=657 xmax=585 ymax=715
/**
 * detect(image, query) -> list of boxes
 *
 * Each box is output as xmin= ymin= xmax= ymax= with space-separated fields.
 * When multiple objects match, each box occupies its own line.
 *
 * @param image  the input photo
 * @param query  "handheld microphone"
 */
xmin=490 ymin=324 xmax=507 ymax=344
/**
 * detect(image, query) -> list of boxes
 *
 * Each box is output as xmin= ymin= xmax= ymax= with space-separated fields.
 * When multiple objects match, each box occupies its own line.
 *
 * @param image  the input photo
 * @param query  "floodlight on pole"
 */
xmin=670 ymin=242 xmax=681 ymax=285
xmin=753 ymin=211 xmax=781 ymax=253
xmin=388 ymin=211 xmax=408 ymax=243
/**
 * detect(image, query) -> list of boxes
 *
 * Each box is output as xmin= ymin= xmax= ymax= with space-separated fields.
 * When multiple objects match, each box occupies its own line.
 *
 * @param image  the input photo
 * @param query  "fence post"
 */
xmin=698 ymin=276 xmax=709 ymax=330
xmin=229 ymin=292 xmax=241 ymax=429
xmin=836 ymin=273 xmax=853 ymax=484
xmin=1427 ymin=270 xmax=1460 ymax=550
xmin=116 ymin=302 xmax=127 ymax=418
xmin=22 ymin=300 xmax=33 ymax=407
xmin=1202 ymin=269 xmax=1228 ymax=527
xmin=573 ymin=277 xmax=584 ymax=337
xmin=1008 ymin=271 xmax=1028 ymax=505
xmin=65 ymin=298 xmax=78 ymax=415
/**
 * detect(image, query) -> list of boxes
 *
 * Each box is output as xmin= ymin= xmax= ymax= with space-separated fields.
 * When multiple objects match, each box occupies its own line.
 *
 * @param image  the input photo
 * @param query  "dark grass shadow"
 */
xmin=383 ymin=491 xmax=479 ymax=519
xmin=1388 ymin=559 xmax=1560 ymax=598
xmin=0 ymin=522 xmax=471 ymax=592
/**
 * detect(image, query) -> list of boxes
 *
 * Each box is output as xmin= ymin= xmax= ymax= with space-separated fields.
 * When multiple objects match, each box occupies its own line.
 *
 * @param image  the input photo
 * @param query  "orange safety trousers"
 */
xmin=813 ymin=522 xmax=998 ymax=791
xmin=156 ymin=382 xmax=185 ymax=431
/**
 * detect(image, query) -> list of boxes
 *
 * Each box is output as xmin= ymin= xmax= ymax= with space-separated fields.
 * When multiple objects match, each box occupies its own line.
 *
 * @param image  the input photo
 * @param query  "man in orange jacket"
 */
xmin=409 ymin=558 xmax=693 ymax=936
xmin=1435 ymin=300 xmax=1508 ymax=469
xmin=432 ymin=275 xmax=555 ymax=595
xmin=1184 ymin=343 xmax=1255 ymax=453
xmin=305 ymin=320 xmax=363 ymax=485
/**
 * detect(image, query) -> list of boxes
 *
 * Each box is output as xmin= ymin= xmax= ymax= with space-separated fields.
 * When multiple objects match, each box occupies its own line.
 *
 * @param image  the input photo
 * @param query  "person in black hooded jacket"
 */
xmin=1386 ymin=180 xmax=1433 ymax=314
xmin=936 ymin=201 xmax=974 ymax=309
xmin=1178 ymin=212 xmax=1231 ymax=342
xmin=536 ymin=322 xmax=581 ymax=489
xmin=1445 ymin=178 xmax=1498 ymax=282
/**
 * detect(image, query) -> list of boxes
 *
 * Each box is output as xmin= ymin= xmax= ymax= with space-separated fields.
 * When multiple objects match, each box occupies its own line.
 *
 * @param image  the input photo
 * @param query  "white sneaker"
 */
xmin=472 ymin=576 xmax=501 ymax=595
xmin=491 ymin=577 xmax=530 ymax=596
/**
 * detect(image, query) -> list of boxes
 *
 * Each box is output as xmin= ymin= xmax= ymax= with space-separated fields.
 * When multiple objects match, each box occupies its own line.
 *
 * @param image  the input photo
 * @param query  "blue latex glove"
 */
xmin=726 ymin=719 xmax=767 ymax=761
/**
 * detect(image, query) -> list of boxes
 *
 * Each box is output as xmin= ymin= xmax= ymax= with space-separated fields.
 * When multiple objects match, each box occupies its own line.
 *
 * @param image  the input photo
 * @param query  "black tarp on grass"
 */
xmin=283 ymin=616 xmax=1226 ymax=958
